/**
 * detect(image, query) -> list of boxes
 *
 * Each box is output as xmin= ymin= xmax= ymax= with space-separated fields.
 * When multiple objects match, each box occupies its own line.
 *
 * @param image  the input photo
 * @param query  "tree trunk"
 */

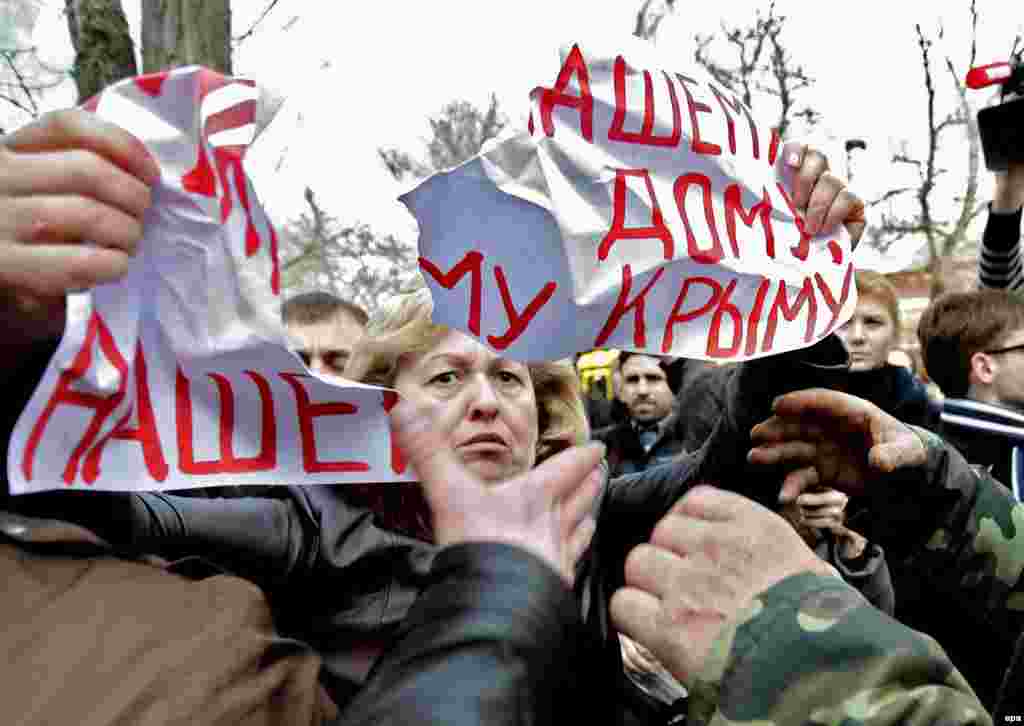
xmin=65 ymin=0 xmax=137 ymax=102
xmin=141 ymin=0 xmax=231 ymax=74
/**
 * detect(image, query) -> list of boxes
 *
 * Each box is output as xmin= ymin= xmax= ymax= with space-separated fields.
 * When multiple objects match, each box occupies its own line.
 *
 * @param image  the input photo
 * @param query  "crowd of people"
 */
xmin=1 ymin=101 xmax=1023 ymax=726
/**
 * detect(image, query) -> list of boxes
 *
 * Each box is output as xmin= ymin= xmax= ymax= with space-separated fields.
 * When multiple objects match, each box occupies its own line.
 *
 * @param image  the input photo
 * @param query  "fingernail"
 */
xmin=787 ymin=151 xmax=800 ymax=167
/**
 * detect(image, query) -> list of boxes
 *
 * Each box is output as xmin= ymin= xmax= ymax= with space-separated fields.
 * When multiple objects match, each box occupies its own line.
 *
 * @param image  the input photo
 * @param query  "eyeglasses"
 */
xmin=984 ymin=342 xmax=1024 ymax=356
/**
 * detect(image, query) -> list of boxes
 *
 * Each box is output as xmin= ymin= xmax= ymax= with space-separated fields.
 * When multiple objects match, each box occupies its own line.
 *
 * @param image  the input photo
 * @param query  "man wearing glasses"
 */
xmin=917 ymin=288 xmax=1024 ymax=501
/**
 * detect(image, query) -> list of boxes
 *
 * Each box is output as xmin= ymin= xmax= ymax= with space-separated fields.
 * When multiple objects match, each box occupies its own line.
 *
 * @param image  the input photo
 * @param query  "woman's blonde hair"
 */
xmin=347 ymin=286 xmax=589 ymax=464
xmin=855 ymin=270 xmax=901 ymax=331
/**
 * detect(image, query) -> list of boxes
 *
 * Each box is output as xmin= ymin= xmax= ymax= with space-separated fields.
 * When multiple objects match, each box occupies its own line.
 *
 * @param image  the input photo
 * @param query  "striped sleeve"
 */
xmin=979 ymin=204 xmax=1024 ymax=292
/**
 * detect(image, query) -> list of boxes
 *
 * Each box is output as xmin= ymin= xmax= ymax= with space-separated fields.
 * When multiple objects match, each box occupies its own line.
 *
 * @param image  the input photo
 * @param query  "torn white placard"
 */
xmin=9 ymin=67 xmax=411 ymax=493
xmin=406 ymin=42 xmax=857 ymax=362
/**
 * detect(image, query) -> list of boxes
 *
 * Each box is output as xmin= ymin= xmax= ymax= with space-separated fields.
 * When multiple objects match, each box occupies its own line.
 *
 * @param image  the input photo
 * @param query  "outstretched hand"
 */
xmin=389 ymin=397 xmax=604 ymax=583
xmin=748 ymin=389 xmax=926 ymax=503
xmin=783 ymin=142 xmax=866 ymax=246
xmin=610 ymin=486 xmax=833 ymax=684
xmin=0 ymin=110 xmax=159 ymax=344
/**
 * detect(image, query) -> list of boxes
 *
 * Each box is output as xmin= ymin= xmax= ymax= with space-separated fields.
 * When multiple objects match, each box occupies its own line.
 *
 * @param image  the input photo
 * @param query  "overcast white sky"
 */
xmin=19 ymin=0 xmax=1024 ymax=248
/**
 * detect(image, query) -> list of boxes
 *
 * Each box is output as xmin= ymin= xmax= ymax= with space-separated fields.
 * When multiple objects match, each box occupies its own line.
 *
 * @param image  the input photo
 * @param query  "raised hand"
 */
xmin=389 ymin=396 xmax=604 ymax=583
xmin=610 ymin=486 xmax=833 ymax=684
xmin=748 ymin=388 xmax=926 ymax=503
xmin=0 ymin=110 xmax=159 ymax=344
xmin=783 ymin=141 xmax=866 ymax=245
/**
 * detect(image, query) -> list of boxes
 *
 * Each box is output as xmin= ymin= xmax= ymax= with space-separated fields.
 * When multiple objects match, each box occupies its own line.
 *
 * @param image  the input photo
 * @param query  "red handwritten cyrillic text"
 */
xmin=608 ymin=57 xmax=682 ymax=147
xmin=487 ymin=266 xmax=557 ymax=351
xmin=674 ymin=172 xmax=727 ymax=264
xmin=724 ymin=184 xmax=775 ymax=259
xmin=176 ymin=368 xmax=278 ymax=474
xmin=22 ymin=312 xmax=128 ymax=484
xmin=594 ymin=264 xmax=665 ymax=348
xmin=537 ymin=44 xmax=594 ymax=142
xmin=706 ymin=280 xmax=743 ymax=358
xmin=662 ymin=276 xmax=721 ymax=353
xmin=708 ymin=83 xmax=760 ymax=159
xmin=775 ymin=182 xmax=812 ymax=261
xmin=82 ymin=341 xmax=168 ymax=484
xmin=761 ymin=279 xmax=818 ymax=352
xmin=815 ymin=263 xmax=855 ymax=332
xmin=381 ymin=391 xmax=406 ymax=475
xmin=598 ymin=169 xmax=675 ymax=262
xmin=279 ymin=372 xmax=369 ymax=473
xmin=419 ymin=251 xmax=483 ymax=336
xmin=675 ymin=73 xmax=722 ymax=157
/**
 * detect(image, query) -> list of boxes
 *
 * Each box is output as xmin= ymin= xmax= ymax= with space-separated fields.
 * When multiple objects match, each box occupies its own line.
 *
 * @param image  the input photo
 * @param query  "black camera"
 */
xmin=970 ymin=59 xmax=1024 ymax=171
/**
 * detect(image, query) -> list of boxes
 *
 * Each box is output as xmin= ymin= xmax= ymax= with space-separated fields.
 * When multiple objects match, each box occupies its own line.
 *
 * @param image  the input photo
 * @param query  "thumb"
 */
xmin=520 ymin=441 xmax=605 ymax=504
xmin=610 ymin=587 xmax=663 ymax=662
xmin=389 ymin=395 xmax=475 ymax=509
xmin=868 ymin=436 xmax=925 ymax=473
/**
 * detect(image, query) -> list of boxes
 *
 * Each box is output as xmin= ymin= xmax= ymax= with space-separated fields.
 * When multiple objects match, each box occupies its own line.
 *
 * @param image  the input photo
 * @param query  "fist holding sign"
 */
xmin=409 ymin=42 xmax=860 ymax=362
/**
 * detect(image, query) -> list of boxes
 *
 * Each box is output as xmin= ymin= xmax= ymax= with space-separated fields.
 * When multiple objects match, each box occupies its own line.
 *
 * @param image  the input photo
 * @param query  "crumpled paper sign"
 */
xmin=405 ymin=41 xmax=857 ymax=363
xmin=9 ymin=67 xmax=409 ymax=493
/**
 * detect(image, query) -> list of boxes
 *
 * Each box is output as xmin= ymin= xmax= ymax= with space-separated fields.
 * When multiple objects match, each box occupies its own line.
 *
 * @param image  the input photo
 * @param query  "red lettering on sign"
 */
xmin=768 ymin=128 xmax=781 ymax=166
xmin=775 ymin=182 xmax=812 ymax=261
xmin=707 ymin=84 xmax=760 ymax=159
xmin=828 ymin=239 xmax=843 ymax=265
xmin=608 ymin=57 xmax=681 ymax=147
xmin=662 ymin=276 xmax=721 ymax=353
xmin=279 ymin=372 xmax=370 ymax=473
xmin=22 ymin=312 xmax=128 ymax=484
xmin=175 ymin=368 xmax=277 ymax=474
xmin=744 ymin=278 xmax=773 ymax=357
xmin=182 ymin=143 xmax=217 ymax=196
xmin=815 ymin=263 xmax=855 ymax=332
xmin=724 ymin=183 xmax=775 ymax=259
xmin=594 ymin=264 xmax=664 ymax=348
xmin=134 ymin=70 xmax=170 ymax=97
xmin=707 ymin=280 xmax=743 ymax=358
xmin=381 ymin=391 xmax=406 ymax=475
xmin=487 ymin=266 xmax=557 ymax=351
xmin=674 ymin=172 xmax=725 ymax=264
xmin=419 ymin=251 xmax=484 ymax=336
xmin=537 ymin=44 xmax=594 ymax=142
xmin=675 ymin=74 xmax=722 ymax=156
xmin=268 ymin=224 xmax=281 ymax=295
xmin=82 ymin=341 xmax=168 ymax=484
xmin=762 ymin=278 xmax=818 ymax=352
xmin=80 ymin=93 xmax=101 ymax=113
xmin=598 ymin=169 xmax=674 ymax=262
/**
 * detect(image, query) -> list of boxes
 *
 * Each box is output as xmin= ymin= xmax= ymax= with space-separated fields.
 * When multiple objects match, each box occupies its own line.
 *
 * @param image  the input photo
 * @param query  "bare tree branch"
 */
xmin=866 ymin=187 xmax=916 ymax=206
xmin=1 ymin=51 xmax=40 ymax=115
xmin=690 ymin=1 xmax=815 ymax=136
xmin=234 ymin=0 xmax=284 ymax=44
xmin=378 ymin=95 xmax=507 ymax=182
xmin=634 ymin=0 xmax=676 ymax=41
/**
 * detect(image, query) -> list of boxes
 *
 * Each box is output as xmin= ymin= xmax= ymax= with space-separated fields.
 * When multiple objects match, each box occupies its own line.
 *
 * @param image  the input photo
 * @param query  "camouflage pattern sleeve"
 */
xmin=686 ymin=573 xmax=989 ymax=726
xmin=885 ymin=427 xmax=1024 ymax=637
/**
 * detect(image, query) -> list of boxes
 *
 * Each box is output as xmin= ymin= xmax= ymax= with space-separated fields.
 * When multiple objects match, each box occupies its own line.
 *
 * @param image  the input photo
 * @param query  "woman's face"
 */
xmin=393 ymin=330 xmax=539 ymax=484
xmin=836 ymin=295 xmax=898 ymax=372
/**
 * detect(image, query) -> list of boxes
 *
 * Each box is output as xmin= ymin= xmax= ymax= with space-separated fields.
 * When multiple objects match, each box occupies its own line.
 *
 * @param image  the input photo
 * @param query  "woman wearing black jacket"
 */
xmin=9 ymin=287 xmax=880 ymax=725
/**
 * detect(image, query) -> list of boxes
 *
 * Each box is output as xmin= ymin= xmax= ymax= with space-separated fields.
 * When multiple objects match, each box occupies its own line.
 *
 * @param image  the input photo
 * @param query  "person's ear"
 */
xmin=969 ymin=350 xmax=996 ymax=386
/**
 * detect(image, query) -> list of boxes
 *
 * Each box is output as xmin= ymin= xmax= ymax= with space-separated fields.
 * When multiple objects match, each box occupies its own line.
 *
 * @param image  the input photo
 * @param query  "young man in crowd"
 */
xmin=917 ymin=288 xmax=1024 ymax=499
xmin=283 ymin=291 xmax=368 ymax=380
xmin=592 ymin=353 xmax=687 ymax=476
